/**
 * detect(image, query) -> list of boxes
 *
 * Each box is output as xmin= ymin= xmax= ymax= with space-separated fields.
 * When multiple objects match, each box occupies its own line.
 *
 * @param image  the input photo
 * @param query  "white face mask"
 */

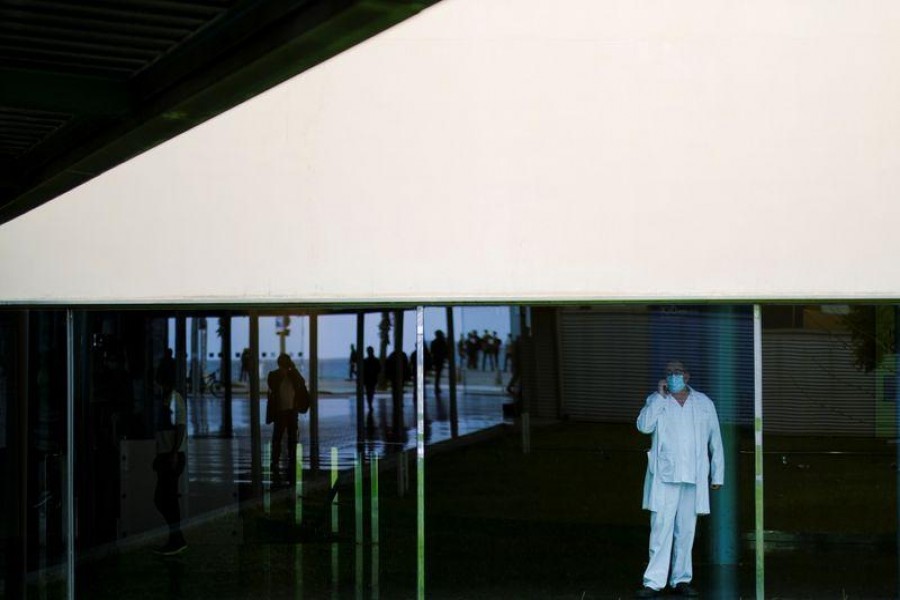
xmin=666 ymin=373 xmax=686 ymax=393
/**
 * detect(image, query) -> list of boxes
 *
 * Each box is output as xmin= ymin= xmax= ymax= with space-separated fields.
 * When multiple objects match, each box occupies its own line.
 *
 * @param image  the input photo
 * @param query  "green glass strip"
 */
xmin=331 ymin=447 xmax=339 ymax=599
xmin=416 ymin=306 xmax=426 ymax=600
xmin=295 ymin=545 xmax=303 ymax=600
xmin=355 ymin=453 xmax=364 ymax=545
xmin=753 ymin=305 xmax=765 ymax=600
xmin=263 ymin=444 xmax=271 ymax=514
xmin=371 ymin=455 xmax=379 ymax=545
xmin=295 ymin=443 xmax=303 ymax=525
xmin=331 ymin=447 xmax=339 ymax=533
xmin=371 ymin=544 xmax=380 ymax=600
xmin=355 ymin=545 xmax=364 ymax=600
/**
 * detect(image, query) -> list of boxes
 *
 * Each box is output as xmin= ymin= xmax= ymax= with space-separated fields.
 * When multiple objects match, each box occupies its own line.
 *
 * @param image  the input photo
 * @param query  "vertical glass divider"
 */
xmin=263 ymin=444 xmax=271 ymax=514
xmin=895 ymin=306 xmax=900 ymax=600
xmin=295 ymin=443 xmax=303 ymax=525
xmin=331 ymin=447 xmax=339 ymax=532
xmin=415 ymin=306 xmax=425 ymax=600
xmin=331 ymin=446 xmax=339 ymax=594
xmin=355 ymin=544 xmax=364 ymax=600
xmin=249 ymin=313 xmax=262 ymax=499
xmin=355 ymin=453 xmax=363 ymax=545
xmin=66 ymin=310 xmax=75 ymax=600
xmin=753 ymin=304 xmax=764 ymax=600
xmin=371 ymin=454 xmax=379 ymax=545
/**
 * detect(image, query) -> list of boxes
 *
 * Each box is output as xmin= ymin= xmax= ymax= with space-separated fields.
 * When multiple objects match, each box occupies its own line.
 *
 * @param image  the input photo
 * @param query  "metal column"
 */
xmin=65 ymin=311 xmax=75 ymax=600
xmin=895 ymin=306 xmax=900 ymax=600
xmin=175 ymin=315 xmax=187 ymax=398
xmin=221 ymin=314 xmax=233 ymax=438
xmin=708 ymin=307 xmax=740 ymax=597
xmin=249 ymin=312 xmax=262 ymax=498
xmin=8 ymin=311 xmax=29 ymax=599
xmin=309 ymin=313 xmax=319 ymax=471
xmin=446 ymin=307 xmax=458 ymax=439
xmin=415 ymin=306 xmax=425 ymax=600
xmin=753 ymin=304 xmax=764 ymax=600
xmin=356 ymin=312 xmax=365 ymax=447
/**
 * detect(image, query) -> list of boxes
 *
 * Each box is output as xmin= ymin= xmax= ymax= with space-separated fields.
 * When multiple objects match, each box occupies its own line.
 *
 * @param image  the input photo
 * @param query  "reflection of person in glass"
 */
xmin=266 ymin=354 xmax=306 ymax=486
xmin=635 ymin=360 xmax=723 ymax=598
xmin=430 ymin=330 xmax=448 ymax=394
xmin=363 ymin=346 xmax=380 ymax=412
xmin=154 ymin=375 xmax=187 ymax=555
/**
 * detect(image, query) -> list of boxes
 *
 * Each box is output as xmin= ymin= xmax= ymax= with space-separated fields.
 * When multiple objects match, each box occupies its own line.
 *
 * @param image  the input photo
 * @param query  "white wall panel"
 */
xmin=3 ymin=0 xmax=900 ymax=303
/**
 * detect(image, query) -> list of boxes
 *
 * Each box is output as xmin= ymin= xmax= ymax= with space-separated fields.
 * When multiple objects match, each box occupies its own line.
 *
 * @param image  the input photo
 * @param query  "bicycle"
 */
xmin=200 ymin=371 xmax=226 ymax=397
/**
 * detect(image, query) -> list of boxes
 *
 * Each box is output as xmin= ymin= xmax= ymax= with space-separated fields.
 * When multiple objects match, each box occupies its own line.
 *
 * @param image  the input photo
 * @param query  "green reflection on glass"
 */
xmin=295 ymin=443 xmax=303 ymax=525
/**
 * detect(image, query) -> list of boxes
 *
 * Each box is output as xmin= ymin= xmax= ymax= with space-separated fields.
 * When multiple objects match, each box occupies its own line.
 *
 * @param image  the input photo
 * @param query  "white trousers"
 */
xmin=642 ymin=482 xmax=698 ymax=591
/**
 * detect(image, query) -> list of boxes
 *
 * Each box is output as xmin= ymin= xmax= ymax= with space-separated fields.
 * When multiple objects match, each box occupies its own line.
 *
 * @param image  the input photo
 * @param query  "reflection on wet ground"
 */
xmin=74 ymin=375 xmax=513 ymax=600
xmin=69 ymin=387 xmax=900 ymax=600
xmin=184 ymin=385 xmax=509 ymax=474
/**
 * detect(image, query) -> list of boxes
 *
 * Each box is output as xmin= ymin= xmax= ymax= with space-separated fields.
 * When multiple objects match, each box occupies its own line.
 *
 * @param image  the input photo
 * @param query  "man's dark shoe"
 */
xmin=635 ymin=586 xmax=662 ymax=598
xmin=672 ymin=582 xmax=698 ymax=597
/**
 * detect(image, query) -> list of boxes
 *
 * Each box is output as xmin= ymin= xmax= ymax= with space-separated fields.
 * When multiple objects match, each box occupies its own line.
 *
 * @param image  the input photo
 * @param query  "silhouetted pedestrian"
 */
xmin=265 ymin=354 xmax=310 ymax=486
xmin=430 ymin=330 xmax=448 ymax=393
xmin=363 ymin=346 xmax=380 ymax=411
xmin=466 ymin=331 xmax=479 ymax=369
xmin=349 ymin=344 xmax=358 ymax=380
xmin=239 ymin=348 xmax=250 ymax=382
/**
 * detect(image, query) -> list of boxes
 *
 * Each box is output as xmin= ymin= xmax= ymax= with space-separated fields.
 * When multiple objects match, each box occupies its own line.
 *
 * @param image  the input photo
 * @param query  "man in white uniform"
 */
xmin=636 ymin=360 xmax=724 ymax=598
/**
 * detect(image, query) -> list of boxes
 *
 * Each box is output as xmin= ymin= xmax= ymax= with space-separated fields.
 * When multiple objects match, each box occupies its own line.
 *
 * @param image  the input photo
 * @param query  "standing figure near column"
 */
xmin=265 ymin=354 xmax=310 ymax=486
xmin=363 ymin=346 xmax=380 ymax=412
xmin=349 ymin=344 xmax=358 ymax=380
xmin=635 ymin=360 xmax=724 ymax=598
xmin=430 ymin=330 xmax=448 ymax=394
xmin=239 ymin=348 xmax=251 ymax=382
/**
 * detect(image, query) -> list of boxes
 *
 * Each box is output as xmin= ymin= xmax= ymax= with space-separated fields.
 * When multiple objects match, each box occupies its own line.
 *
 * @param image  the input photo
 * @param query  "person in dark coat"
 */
xmin=362 ymin=346 xmax=380 ymax=411
xmin=430 ymin=330 xmax=448 ymax=394
xmin=265 ymin=354 xmax=307 ymax=486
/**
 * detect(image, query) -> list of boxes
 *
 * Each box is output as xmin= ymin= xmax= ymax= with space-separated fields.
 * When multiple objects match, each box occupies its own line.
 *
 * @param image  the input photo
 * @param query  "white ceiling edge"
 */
xmin=3 ymin=0 xmax=900 ymax=304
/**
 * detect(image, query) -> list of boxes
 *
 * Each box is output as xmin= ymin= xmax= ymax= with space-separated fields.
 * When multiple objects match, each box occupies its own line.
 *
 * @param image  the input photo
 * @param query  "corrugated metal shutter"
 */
xmin=559 ymin=308 xmax=755 ymax=425
xmin=559 ymin=310 xmax=653 ymax=422
xmin=529 ymin=308 xmax=560 ymax=419
xmin=557 ymin=308 xmax=875 ymax=435
xmin=762 ymin=330 xmax=875 ymax=436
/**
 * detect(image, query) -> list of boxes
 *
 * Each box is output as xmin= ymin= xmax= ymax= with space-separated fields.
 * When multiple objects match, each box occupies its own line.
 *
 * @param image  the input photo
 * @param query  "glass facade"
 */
xmin=1 ymin=304 xmax=897 ymax=598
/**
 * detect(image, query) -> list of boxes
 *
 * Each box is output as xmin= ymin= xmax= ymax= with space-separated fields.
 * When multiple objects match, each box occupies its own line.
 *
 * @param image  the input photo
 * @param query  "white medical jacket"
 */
xmin=637 ymin=387 xmax=724 ymax=515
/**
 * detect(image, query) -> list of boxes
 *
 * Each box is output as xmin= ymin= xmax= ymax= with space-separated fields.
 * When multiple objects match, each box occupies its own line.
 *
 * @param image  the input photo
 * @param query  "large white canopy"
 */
xmin=2 ymin=0 xmax=900 ymax=304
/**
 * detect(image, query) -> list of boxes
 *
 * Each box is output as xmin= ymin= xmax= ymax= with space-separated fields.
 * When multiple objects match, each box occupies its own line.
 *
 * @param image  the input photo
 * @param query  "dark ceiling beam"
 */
xmin=0 ymin=0 xmax=442 ymax=224
xmin=0 ymin=67 xmax=133 ymax=115
xmin=0 ymin=7 xmax=195 ymax=40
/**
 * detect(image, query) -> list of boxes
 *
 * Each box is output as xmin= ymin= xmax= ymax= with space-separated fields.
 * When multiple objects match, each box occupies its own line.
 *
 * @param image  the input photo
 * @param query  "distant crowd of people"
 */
xmin=459 ymin=330 xmax=512 ymax=372
xmin=345 ymin=329 xmax=521 ymax=403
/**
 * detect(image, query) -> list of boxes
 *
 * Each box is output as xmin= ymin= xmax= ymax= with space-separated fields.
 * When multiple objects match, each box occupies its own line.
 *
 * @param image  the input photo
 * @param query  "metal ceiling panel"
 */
xmin=0 ymin=0 xmax=440 ymax=224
